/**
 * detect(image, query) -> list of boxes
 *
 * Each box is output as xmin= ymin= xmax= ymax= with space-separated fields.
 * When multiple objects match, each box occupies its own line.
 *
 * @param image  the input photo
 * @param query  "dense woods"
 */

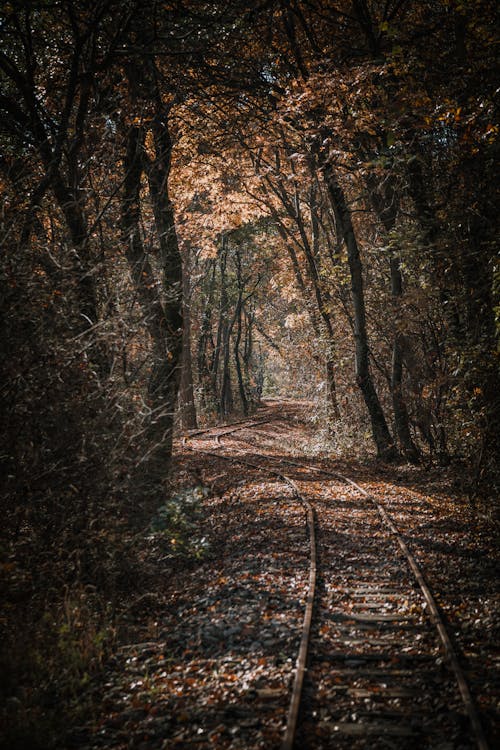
xmin=1 ymin=1 xmax=498 ymax=747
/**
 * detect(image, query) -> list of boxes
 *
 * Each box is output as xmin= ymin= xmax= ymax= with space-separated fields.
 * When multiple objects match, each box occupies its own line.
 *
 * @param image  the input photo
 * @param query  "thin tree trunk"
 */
xmin=234 ymin=306 xmax=248 ymax=416
xmin=234 ymin=251 xmax=249 ymax=416
xmin=210 ymin=240 xmax=228 ymax=395
xmin=197 ymin=257 xmax=218 ymax=412
xmin=406 ymin=155 xmax=452 ymax=459
xmin=220 ymin=324 xmax=233 ymax=417
xmin=322 ymin=160 xmax=398 ymax=460
xmin=307 ymin=187 xmax=341 ymax=425
xmin=389 ymin=257 xmax=420 ymax=462
xmin=243 ymin=309 xmax=260 ymax=408
xmin=49 ymin=181 xmax=100 ymax=349
xmin=179 ymin=245 xmax=198 ymax=430
xmin=122 ymin=44 xmax=184 ymax=483
xmin=218 ymin=237 xmax=233 ymax=417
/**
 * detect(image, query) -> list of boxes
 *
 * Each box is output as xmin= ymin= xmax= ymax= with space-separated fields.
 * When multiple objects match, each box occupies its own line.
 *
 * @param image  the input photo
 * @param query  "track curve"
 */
xmin=183 ymin=406 xmax=490 ymax=750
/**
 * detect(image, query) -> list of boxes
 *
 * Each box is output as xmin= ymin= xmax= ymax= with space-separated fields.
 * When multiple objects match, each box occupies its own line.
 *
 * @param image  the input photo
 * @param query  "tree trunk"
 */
xmin=220 ymin=325 xmax=234 ymax=417
xmin=234 ymin=306 xmax=248 ymax=416
xmin=178 ymin=245 xmax=198 ymax=430
xmin=322 ymin=161 xmax=398 ymax=460
xmin=389 ymin=257 xmax=420 ymax=462
xmin=197 ymin=256 xmax=218 ymax=413
xmin=217 ymin=237 xmax=233 ymax=417
xmin=52 ymin=175 xmax=100 ymax=326
xmin=234 ymin=251 xmax=249 ymax=416
xmin=144 ymin=115 xmax=183 ymax=474
xmin=121 ymin=123 xmax=181 ymax=487
xmin=406 ymin=154 xmax=452 ymax=459
xmin=368 ymin=176 xmax=420 ymax=462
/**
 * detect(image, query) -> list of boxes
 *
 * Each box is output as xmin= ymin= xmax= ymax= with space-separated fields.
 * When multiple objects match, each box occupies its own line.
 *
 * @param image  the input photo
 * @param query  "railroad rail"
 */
xmin=182 ymin=411 xmax=490 ymax=750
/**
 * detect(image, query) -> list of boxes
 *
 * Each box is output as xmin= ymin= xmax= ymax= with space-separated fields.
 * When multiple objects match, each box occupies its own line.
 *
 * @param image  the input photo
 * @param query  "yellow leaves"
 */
xmin=436 ymin=105 xmax=463 ymax=124
xmin=144 ymin=129 xmax=155 ymax=156
xmin=483 ymin=123 xmax=498 ymax=143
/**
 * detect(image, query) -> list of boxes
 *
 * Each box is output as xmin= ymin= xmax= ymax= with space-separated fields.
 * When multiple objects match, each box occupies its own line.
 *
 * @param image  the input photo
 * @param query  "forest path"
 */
xmin=65 ymin=400 xmax=498 ymax=750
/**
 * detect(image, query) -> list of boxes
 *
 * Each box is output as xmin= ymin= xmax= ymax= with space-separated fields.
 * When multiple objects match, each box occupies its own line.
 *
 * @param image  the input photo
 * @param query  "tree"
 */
xmin=179 ymin=243 xmax=199 ymax=430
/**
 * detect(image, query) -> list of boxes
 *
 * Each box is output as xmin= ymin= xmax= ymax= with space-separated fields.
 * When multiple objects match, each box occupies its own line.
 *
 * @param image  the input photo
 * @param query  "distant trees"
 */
xmin=191 ymin=225 xmax=273 ymax=420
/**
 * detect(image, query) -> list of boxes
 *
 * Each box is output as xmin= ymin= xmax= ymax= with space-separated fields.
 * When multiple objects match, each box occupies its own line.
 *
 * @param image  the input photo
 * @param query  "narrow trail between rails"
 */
xmin=65 ymin=400 xmax=498 ymax=750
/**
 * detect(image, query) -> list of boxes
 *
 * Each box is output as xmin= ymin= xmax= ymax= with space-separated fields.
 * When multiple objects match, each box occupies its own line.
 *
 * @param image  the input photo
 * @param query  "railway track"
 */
xmin=183 ymin=408 xmax=490 ymax=750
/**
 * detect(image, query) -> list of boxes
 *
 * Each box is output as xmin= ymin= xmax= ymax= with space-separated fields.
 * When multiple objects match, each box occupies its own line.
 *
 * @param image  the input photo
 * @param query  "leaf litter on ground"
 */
xmin=64 ymin=400 xmax=499 ymax=749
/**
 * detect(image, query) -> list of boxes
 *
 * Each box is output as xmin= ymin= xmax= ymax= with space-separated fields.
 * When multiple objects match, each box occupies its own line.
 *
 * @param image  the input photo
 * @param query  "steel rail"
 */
xmin=280 ymin=477 xmax=317 ymax=750
xmin=183 ymin=418 xmax=490 ymax=750
xmin=182 ymin=417 xmax=272 ymax=443
xmin=182 ymin=435 xmax=318 ymax=750
xmin=337 ymin=475 xmax=490 ymax=750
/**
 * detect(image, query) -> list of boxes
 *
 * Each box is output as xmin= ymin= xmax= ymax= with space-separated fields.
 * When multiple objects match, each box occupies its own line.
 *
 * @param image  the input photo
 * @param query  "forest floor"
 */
xmin=61 ymin=399 xmax=498 ymax=750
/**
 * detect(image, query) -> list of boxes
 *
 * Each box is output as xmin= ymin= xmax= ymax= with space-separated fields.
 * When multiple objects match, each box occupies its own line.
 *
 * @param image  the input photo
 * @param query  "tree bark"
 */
xmin=219 ymin=256 xmax=234 ymax=417
xmin=121 ymin=121 xmax=182 ymax=485
xmin=243 ymin=309 xmax=258 ymax=408
xmin=197 ymin=256 xmax=218 ymax=413
xmin=178 ymin=245 xmax=198 ymax=430
xmin=234 ymin=250 xmax=249 ymax=415
xmin=143 ymin=115 xmax=183 ymax=474
xmin=389 ymin=257 xmax=420 ymax=462
xmin=368 ymin=176 xmax=420 ymax=462
xmin=322 ymin=160 xmax=398 ymax=460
